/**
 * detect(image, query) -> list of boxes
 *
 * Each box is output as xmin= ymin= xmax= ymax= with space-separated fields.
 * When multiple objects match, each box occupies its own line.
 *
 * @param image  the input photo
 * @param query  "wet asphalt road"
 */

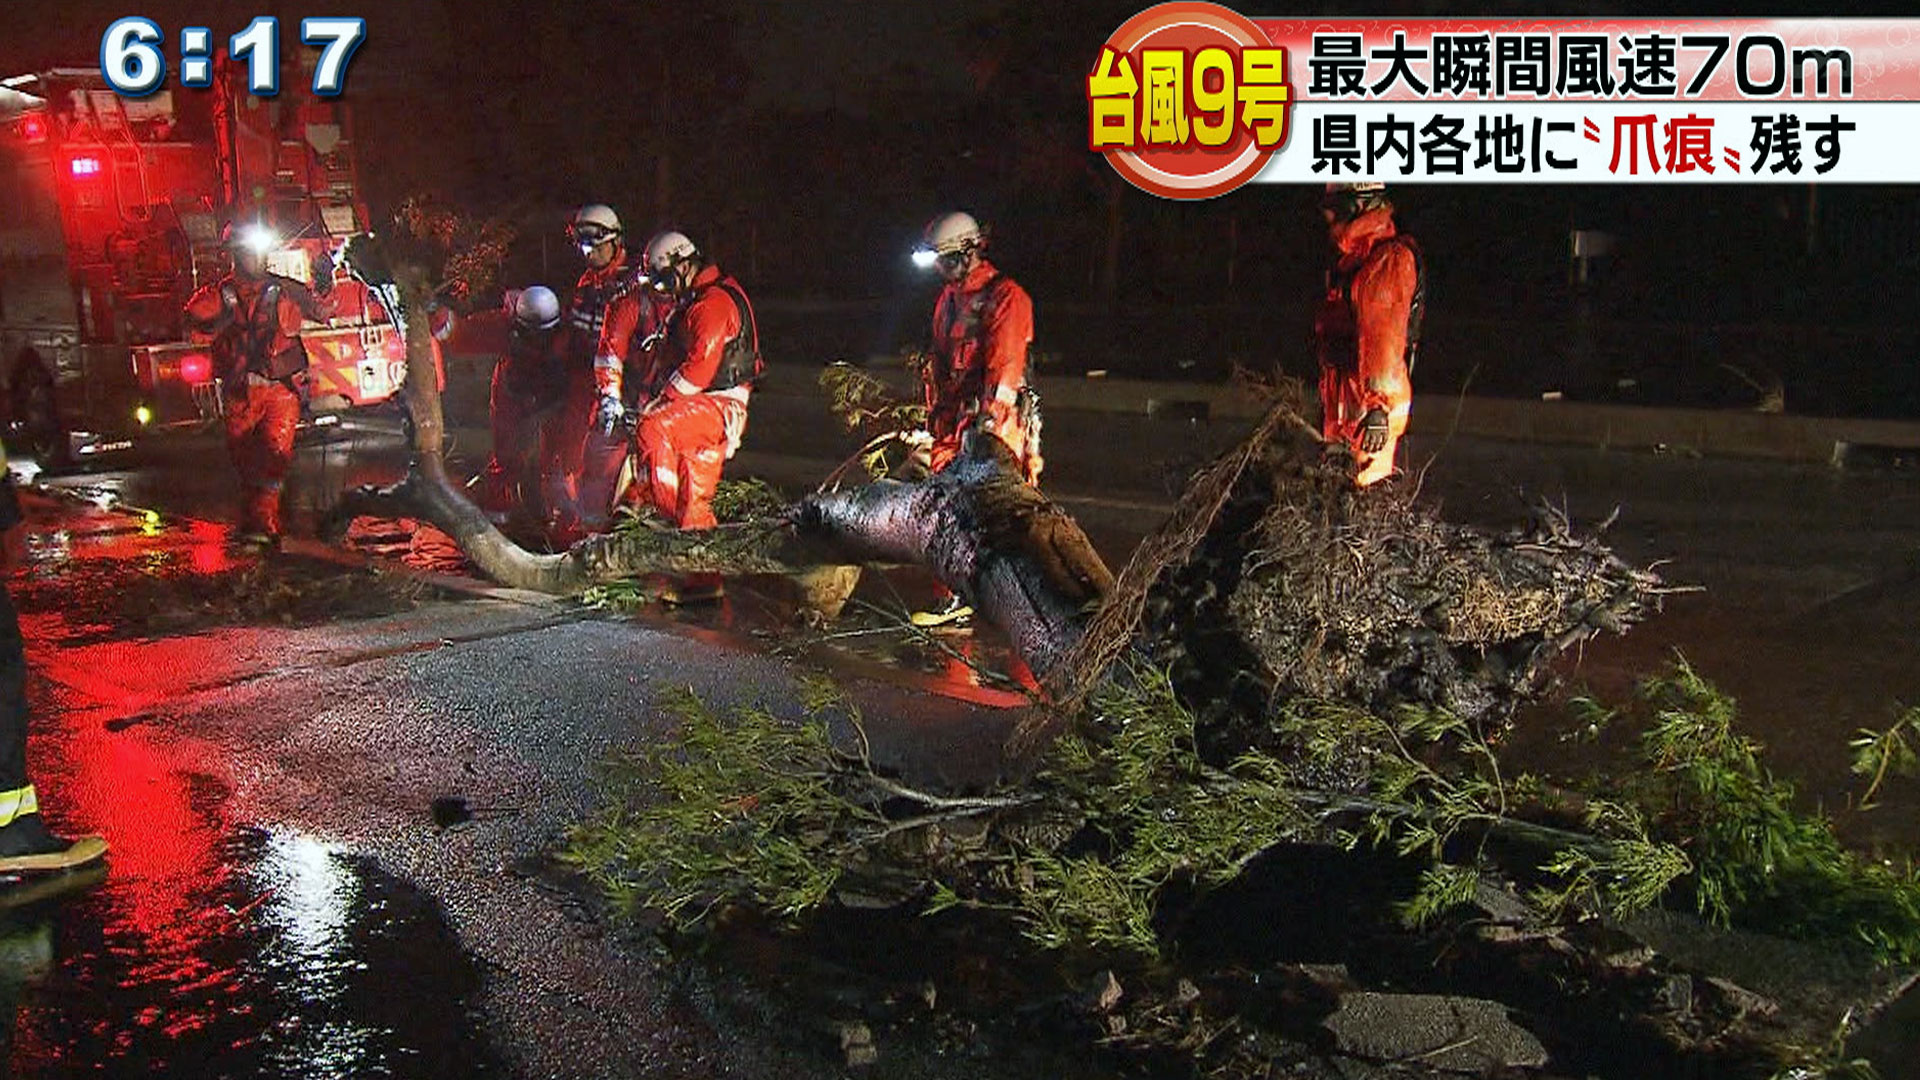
xmin=5 ymin=490 xmax=1036 ymax=1078
xmin=4 ymin=381 xmax=1918 ymax=1076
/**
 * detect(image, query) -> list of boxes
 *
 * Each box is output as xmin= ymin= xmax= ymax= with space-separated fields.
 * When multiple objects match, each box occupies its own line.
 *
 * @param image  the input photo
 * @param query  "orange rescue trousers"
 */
xmin=929 ymin=408 xmax=1042 ymax=485
xmin=636 ymin=394 xmax=746 ymax=531
xmin=223 ymin=380 xmax=301 ymax=536
xmin=1318 ymin=365 xmax=1407 ymax=487
xmin=576 ymin=428 xmax=638 ymax=532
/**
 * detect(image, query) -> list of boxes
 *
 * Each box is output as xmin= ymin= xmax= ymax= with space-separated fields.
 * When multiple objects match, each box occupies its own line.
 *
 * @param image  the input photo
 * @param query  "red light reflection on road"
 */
xmin=27 ymin=635 xmax=246 ymax=1038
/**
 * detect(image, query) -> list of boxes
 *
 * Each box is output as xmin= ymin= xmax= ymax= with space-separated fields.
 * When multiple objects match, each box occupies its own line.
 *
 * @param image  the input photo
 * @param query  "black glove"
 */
xmin=312 ymin=249 xmax=336 ymax=296
xmin=1358 ymin=408 xmax=1390 ymax=454
xmin=341 ymin=234 xmax=393 ymax=286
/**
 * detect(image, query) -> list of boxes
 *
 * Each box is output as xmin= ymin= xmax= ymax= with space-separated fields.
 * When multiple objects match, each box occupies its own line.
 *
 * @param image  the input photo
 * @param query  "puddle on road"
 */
xmin=0 ymin=825 xmax=502 ymax=1078
xmin=8 ymin=500 xmax=461 ymax=645
xmin=0 ymin=492 xmax=505 ymax=1077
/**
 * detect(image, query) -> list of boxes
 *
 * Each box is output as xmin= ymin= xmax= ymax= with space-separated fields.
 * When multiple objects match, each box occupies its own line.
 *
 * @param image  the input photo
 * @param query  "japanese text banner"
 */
xmin=1250 ymin=17 xmax=1913 ymax=184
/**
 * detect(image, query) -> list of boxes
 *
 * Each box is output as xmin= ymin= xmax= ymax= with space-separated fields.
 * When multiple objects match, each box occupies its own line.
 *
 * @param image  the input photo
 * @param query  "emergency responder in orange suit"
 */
xmin=628 ymin=231 xmax=759 ymax=532
xmin=577 ymin=277 xmax=674 ymax=530
xmin=183 ymin=222 xmax=336 ymax=542
xmin=551 ymin=204 xmax=643 ymax=539
xmin=1314 ymin=182 xmax=1422 ymax=488
xmin=916 ymin=212 xmax=1042 ymax=483
xmin=909 ymin=211 xmax=1042 ymax=628
xmin=477 ymin=286 xmax=566 ymax=521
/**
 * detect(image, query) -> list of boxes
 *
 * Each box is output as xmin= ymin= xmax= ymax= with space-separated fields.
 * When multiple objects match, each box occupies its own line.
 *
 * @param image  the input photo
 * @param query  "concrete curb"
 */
xmin=754 ymin=361 xmax=1920 ymax=467
xmin=439 ymin=350 xmax=1920 ymax=467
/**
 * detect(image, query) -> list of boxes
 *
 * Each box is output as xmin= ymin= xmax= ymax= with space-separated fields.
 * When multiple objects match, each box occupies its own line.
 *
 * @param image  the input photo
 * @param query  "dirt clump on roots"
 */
xmin=1076 ymin=402 xmax=1669 ymax=765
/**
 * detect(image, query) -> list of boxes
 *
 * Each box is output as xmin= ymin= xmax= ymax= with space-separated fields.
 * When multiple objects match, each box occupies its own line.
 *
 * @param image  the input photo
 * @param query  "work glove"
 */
xmin=1357 ymin=408 xmax=1390 ymax=454
xmin=593 ymin=394 xmax=626 ymax=436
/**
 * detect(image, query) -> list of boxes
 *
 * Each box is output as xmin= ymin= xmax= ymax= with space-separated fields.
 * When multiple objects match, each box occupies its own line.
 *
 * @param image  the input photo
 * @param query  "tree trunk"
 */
xmin=337 ymin=253 xmax=1115 ymax=687
xmin=798 ymin=436 xmax=1113 ymax=687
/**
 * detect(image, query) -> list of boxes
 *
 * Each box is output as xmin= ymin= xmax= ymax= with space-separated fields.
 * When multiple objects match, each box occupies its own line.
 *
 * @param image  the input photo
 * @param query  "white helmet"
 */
xmin=925 ymin=211 xmax=983 ymax=255
xmin=1321 ymin=182 xmax=1390 ymax=220
xmin=642 ymin=230 xmax=699 ymax=290
xmin=643 ymin=230 xmax=698 ymax=273
xmin=511 ymin=285 xmax=562 ymax=331
xmin=567 ymin=203 xmax=622 ymax=249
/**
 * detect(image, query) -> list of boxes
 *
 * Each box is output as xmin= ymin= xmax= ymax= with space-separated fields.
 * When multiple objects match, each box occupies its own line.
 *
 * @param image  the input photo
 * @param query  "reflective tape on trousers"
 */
xmin=0 ymin=784 xmax=39 ymax=827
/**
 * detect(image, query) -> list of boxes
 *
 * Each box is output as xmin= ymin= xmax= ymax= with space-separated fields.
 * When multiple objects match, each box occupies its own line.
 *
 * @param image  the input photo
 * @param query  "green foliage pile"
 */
xmin=997 ymin=669 xmax=1307 ymax=957
xmin=566 ymin=659 xmax=1920 ymax=968
xmin=565 ymin=668 xmax=1312 ymax=958
xmin=1386 ymin=661 xmax=1920 ymax=965
xmin=1275 ymin=694 xmax=1694 ymax=933
xmin=566 ymin=686 xmax=866 ymax=923
xmin=1613 ymin=664 xmax=1920 ymax=962
xmin=707 ymin=478 xmax=789 ymax=524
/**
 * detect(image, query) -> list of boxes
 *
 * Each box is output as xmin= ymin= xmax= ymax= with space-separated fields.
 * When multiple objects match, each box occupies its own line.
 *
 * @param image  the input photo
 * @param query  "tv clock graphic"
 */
xmin=100 ymin=16 xmax=366 ymax=98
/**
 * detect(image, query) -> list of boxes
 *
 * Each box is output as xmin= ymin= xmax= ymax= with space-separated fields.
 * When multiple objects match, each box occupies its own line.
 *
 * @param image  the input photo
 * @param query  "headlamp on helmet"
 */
xmin=223 ymin=221 xmax=280 ymax=255
xmin=567 ymin=203 xmax=623 ymax=255
xmin=914 ymin=211 xmax=985 ymax=273
xmin=1321 ymin=182 xmax=1390 ymax=222
xmin=642 ymin=230 xmax=700 ymax=293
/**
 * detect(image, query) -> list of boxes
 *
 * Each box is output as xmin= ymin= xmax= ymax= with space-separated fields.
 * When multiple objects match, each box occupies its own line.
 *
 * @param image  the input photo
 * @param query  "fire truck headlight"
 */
xmin=241 ymin=225 xmax=280 ymax=254
xmin=134 ymin=405 xmax=153 ymax=426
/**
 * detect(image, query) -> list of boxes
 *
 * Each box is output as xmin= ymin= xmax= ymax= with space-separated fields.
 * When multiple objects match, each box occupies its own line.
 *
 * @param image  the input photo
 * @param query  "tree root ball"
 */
xmin=1136 ymin=409 xmax=1666 ymax=758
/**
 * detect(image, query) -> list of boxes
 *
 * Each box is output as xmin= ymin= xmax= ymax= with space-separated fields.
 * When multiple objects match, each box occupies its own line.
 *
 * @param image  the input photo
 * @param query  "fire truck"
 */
xmin=0 ymin=55 xmax=405 ymax=466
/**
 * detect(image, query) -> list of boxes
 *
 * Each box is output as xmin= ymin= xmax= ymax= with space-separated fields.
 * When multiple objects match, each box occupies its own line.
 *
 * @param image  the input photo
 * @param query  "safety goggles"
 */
xmin=568 ymin=224 xmax=618 ymax=251
xmin=913 ymin=248 xmax=968 ymax=271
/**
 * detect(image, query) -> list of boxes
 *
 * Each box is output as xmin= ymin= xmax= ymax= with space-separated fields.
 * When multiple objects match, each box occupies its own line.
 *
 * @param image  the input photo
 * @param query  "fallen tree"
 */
xmin=337 ymin=207 xmax=1658 ymax=721
xmin=340 ymin=202 xmax=1916 ymax=1078
xmin=568 ymin=403 xmax=1702 ymax=945
xmin=331 ymin=208 xmax=1113 ymax=655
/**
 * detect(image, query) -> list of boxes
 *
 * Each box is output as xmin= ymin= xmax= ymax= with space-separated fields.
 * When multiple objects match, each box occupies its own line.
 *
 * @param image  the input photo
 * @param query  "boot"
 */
xmin=0 ymin=813 xmax=108 ymax=874
xmin=246 ymin=488 xmax=284 ymax=545
xmin=909 ymin=591 xmax=973 ymax=629
xmin=233 ymin=487 xmax=279 ymax=546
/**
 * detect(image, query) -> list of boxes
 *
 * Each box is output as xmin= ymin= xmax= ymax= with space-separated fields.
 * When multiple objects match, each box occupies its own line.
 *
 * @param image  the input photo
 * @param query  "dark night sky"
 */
xmin=8 ymin=1 xmax=1920 ymax=415
xmin=0 ymin=0 xmax=1003 ymax=110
